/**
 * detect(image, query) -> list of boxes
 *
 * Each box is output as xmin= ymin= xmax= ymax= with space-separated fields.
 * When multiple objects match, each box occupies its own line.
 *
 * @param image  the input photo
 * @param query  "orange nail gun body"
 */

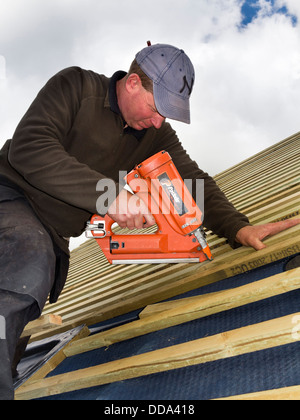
xmin=87 ymin=151 xmax=213 ymax=264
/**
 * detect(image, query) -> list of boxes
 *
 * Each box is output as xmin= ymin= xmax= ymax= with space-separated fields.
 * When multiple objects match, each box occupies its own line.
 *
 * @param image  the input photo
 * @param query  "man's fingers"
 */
xmin=250 ymin=238 xmax=267 ymax=251
xmin=107 ymin=189 xmax=156 ymax=230
xmin=236 ymin=219 xmax=300 ymax=251
xmin=131 ymin=195 xmax=156 ymax=229
xmin=252 ymin=219 xmax=300 ymax=249
xmin=142 ymin=213 xmax=156 ymax=228
xmin=264 ymin=219 xmax=300 ymax=238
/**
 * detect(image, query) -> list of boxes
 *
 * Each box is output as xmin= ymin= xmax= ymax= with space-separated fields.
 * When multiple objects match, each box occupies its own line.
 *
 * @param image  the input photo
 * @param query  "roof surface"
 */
xmin=15 ymin=132 xmax=300 ymax=400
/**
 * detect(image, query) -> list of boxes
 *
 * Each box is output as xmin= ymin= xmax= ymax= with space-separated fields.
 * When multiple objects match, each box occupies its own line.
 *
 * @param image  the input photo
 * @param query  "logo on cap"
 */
xmin=180 ymin=75 xmax=194 ymax=96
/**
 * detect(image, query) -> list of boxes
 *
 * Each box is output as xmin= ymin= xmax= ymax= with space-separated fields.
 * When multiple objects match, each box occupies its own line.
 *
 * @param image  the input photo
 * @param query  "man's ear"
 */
xmin=125 ymin=73 xmax=142 ymax=93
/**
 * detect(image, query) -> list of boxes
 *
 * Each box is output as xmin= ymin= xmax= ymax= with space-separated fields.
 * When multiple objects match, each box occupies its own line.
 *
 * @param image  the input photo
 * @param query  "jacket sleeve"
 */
xmin=150 ymin=123 xmax=251 ymax=248
xmin=8 ymin=67 xmax=116 ymax=214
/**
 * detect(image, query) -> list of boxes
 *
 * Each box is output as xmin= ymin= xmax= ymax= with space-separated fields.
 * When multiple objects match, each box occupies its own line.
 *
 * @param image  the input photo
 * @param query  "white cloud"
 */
xmin=173 ymin=1 xmax=300 ymax=173
xmin=1 ymin=0 xmax=299 ymax=168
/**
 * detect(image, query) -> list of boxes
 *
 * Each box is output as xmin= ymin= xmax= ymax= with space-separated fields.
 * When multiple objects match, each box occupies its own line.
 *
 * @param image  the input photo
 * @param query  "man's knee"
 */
xmin=0 ymin=224 xmax=56 ymax=310
xmin=16 ymin=223 xmax=55 ymax=258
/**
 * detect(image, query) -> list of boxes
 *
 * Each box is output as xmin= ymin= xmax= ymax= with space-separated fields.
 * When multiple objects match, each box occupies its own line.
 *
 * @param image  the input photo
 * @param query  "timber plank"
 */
xmin=21 ymin=315 xmax=62 ymax=338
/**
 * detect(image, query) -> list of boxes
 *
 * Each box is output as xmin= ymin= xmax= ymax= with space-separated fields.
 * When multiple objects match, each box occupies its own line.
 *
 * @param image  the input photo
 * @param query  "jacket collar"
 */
xmin=109 ymin=71 xmax=126 ymax=115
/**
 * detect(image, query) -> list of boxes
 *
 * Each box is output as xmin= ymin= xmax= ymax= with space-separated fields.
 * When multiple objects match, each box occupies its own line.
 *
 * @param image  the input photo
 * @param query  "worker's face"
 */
xmin=122 ymin=75 xmax=166 ymax=131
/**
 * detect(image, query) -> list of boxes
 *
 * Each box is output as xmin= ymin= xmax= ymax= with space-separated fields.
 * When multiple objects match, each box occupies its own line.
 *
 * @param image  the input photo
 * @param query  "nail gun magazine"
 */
xmin=86 ymin=150 xmax=213 ymax=265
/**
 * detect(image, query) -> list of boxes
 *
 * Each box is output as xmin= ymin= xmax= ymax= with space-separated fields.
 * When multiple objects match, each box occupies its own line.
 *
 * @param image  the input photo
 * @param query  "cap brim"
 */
xmin=153 ymin=83 xmax=191 ymax=124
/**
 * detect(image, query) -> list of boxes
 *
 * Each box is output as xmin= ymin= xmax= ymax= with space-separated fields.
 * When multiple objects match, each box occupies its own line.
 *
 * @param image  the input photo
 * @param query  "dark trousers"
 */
xmin=0 ymin=189 xmax=58 ymax=400
xmin=0 ymin=291 xmax=39 ymax=400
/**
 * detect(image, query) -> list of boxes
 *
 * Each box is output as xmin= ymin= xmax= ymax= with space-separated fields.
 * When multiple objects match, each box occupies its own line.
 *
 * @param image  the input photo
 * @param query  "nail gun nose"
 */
xmin=202 ymin=244 xmax=213 ymax=261
xmin=193 ymin=228 xmax=213 ymax=261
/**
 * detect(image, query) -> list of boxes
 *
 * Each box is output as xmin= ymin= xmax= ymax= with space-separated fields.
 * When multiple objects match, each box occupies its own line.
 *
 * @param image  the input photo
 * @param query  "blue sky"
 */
xmin=241 ymin=0 xmax=298 ymax=26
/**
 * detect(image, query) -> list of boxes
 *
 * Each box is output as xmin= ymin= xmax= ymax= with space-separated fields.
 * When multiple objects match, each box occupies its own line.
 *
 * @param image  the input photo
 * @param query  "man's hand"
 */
xmin=235 ymin=219 xmax=300 ymax=251
xmin=107 ymin=188 xmax=156 ymax=230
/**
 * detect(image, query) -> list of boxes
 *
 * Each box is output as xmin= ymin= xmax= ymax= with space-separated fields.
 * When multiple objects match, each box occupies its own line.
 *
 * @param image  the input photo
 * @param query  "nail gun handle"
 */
xmin=126 ymin=151 xmax=204 ymax=236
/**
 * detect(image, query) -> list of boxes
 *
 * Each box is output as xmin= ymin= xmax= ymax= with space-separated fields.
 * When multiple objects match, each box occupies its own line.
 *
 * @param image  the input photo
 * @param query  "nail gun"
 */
xmin=86 ymin=150 xmax=213 ymax=264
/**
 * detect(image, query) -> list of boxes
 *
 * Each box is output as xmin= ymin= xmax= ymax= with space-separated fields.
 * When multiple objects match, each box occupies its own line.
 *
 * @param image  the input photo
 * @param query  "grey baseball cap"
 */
xmin=135 ymin=43 xmax=195 ymax=124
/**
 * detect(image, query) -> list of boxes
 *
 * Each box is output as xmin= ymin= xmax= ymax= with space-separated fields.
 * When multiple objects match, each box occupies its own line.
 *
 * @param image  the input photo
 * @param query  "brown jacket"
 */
xmin=0 ymin=67 xmax=250 ymax=254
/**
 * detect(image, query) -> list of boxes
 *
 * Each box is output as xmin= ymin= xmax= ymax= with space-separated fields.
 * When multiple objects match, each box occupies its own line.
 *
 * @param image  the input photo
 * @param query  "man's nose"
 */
xmin=151 ymin=115 xmax=165 ymax=129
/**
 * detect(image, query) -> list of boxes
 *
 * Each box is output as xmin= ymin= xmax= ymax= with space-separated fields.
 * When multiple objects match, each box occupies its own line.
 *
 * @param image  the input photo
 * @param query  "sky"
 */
xmin=0 ymin=0 xmax=299 ymax=249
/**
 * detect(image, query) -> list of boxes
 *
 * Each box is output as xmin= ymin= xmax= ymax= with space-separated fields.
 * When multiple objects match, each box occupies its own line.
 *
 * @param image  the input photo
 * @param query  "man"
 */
xmin=0 ymin=43 xmax=298 ymax=399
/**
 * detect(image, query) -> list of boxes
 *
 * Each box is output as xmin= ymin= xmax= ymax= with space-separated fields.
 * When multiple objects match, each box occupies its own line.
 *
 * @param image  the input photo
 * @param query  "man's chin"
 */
xmin=131 ymin=123 xmax=146 ymax=131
